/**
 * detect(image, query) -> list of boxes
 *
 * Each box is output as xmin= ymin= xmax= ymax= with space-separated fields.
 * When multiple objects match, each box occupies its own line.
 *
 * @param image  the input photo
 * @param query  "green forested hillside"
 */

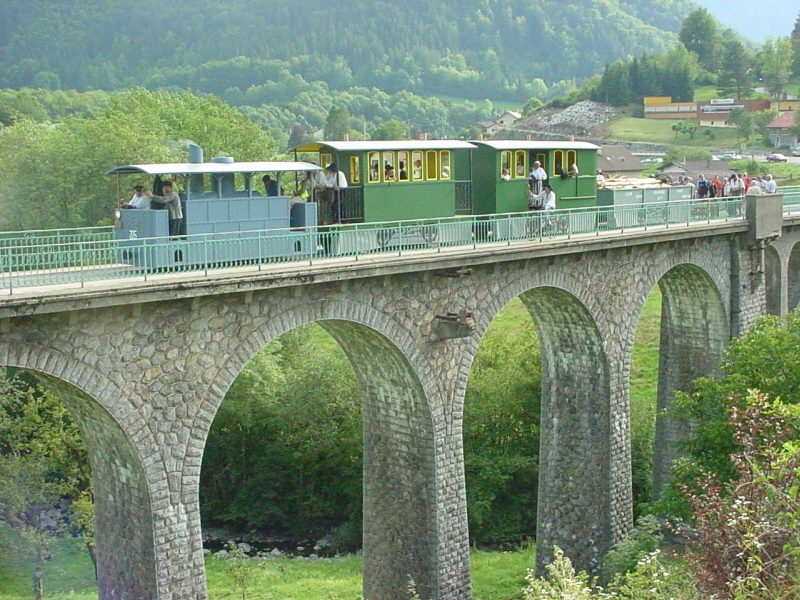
xmin=0 ymin=0 xmax=695 ymax=101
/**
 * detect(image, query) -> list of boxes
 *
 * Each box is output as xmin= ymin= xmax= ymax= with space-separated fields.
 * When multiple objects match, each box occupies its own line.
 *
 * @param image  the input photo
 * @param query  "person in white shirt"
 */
xmin=764 ymin=174 xmax=777 ymax=194
xmin=321 ymin=163 xmax=348 ymax=224
xmin=528 ymin=160 xmax=548 ymax=195
xmin=596 ymin=169 xmax=606 ymax=187
xmin=126 ymin=185 xmax=150 ymax=209
xmin=530 ymin=183 xmax=556 ymax=213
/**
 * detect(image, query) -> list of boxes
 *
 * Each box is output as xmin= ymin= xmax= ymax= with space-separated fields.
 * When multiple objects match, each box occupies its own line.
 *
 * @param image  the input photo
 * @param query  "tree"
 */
xmin=0 ymin=89 xmax=275 ymax=230
xmin=791 ymin=12 xmax=800 ymax=77
xmin=729 ymin=107 xmax=754 ymax=141
xmin=718 ymin=39 xmax=753 ymax=99
xmin=679 ymin=9 xmax=718 ymax=71
xmin=759 ymin=37 xmax=793 ymax=99
xmin=370 ymin=118 xmax=407 ymax=140
xmin=662 ymin=311 xmax=800 ymax=516
xmin=323 ymin=105 xmax=351 ymax=140
xmin=683 ymin=392 xmax=800 ymax=598
xmin=287 ymin=124 xmax=307 ymax=149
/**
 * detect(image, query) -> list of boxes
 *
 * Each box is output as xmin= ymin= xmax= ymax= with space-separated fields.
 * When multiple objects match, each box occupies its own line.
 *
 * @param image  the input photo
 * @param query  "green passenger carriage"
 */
xmin=470 ymin=140 xmax=599 ymax=214
xmin=293 ymin=140 xmax=477 ymax=223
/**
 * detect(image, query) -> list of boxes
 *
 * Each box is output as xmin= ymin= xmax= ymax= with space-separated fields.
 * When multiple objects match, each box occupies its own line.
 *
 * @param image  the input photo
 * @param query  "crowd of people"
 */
xmin=666 ymin=173 xmax=778 ymax=199
xmin=661 ymin=172 xmax=778 ymax=199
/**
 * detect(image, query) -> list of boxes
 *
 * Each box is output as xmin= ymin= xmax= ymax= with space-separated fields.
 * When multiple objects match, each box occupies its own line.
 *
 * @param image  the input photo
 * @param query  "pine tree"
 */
xmin=791 ymin=12 xmax=800 ymax=78
xmin=718 ymin=39 xmax=754 ymax=99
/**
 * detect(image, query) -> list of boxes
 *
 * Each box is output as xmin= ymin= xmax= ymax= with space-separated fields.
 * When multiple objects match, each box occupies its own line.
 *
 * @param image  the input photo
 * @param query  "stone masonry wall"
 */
xmin=652 ymin=265 xmax=729 ymax=498
xmin=0 ymin=229 xmax=751 ymax=599
xmin=49 ymin=382 xmax=158 ymax=600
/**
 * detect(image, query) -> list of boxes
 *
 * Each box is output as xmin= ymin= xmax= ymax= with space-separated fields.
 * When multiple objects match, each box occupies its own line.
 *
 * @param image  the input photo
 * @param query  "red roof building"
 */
xmin=766 ymin=111 xmax=798 ymax=148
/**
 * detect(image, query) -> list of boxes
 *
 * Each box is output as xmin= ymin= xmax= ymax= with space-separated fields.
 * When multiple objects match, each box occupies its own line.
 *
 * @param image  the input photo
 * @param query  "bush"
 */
xmin=523 ymin=546 xmax=699 ymax=599
xmin=683 ymin=391 xmax=800 ymax=599
xmin=600 ymin=515 xmax=661 ymax=584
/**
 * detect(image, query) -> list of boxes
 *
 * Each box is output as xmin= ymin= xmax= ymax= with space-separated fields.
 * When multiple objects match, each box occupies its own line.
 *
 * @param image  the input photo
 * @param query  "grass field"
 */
xmin=0 ymin=529 xmax=533 ymax=600
xmin=607 ymin=116 xmax=753 ymax=148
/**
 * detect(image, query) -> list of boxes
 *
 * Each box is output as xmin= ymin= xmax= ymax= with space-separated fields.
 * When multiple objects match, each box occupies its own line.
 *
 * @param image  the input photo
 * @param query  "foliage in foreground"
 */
xmin=657 ymin=311 xmax=800 ymax=518
xmin=524 ymin=546 xmax=699 ymax=600
xmin=683 ymin=391 xmax=800 ymax=599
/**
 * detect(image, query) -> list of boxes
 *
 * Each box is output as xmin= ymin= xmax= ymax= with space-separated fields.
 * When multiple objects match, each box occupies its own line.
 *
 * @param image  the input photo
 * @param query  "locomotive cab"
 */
xmin=107 ymin=148 xmax=322 ymax=268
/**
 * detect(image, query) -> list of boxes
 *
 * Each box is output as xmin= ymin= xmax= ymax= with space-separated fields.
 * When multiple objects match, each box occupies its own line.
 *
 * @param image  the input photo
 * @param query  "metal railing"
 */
xmin=0 ymin=226 xmax=114 ymax=248
xmin=0 ymin=197 xmax=752 ymax=295
xmin=782 ymin=186 xmax=800 ymax=212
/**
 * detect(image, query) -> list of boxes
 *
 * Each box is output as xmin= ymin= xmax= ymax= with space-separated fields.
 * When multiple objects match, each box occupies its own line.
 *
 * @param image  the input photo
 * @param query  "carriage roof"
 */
xmin=293 ymin=140 xmax=477 ymax=152
xmin=471 ymin=141 xmax=600 ymax=151
xmin=106 ymin=161 xmax=323 ymax=176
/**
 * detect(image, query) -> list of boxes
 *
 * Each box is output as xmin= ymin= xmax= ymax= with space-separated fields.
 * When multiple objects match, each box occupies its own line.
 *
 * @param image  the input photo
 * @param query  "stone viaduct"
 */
xmin=0 ymin=196 xmax=796 ymax=599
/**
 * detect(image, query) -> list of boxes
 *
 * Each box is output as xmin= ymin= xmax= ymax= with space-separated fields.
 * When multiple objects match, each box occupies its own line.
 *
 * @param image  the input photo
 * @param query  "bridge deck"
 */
xmin=1 ymin=192 xmax=799 ymax=314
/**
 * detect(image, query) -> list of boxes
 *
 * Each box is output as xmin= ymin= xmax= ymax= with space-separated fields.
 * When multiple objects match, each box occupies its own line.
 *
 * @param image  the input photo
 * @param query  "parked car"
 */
xmin=719 ymin=152 xmax=742 ymax=160
xmin=766 ymin=153 xmax=789 ymax=162
xmin=791 ymin=146 xmax=800 ymax=157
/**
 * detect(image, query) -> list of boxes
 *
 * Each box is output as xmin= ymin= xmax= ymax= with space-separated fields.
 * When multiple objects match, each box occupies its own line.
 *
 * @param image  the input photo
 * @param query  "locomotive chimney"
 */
xmin=188 ymin=143 xmax=204 ymax=164
xmin=188 ymin=144 xmax=205 ymax=195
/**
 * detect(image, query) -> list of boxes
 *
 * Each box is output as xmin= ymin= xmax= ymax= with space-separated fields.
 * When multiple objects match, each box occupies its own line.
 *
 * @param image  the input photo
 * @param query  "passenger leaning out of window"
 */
xmin=529 ymin=183 xmax=556 ymax=213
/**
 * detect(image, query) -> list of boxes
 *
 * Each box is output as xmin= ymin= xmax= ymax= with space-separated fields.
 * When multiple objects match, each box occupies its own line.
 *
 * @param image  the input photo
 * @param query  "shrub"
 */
xmin=682 ymin=391 xmax=800 ymax=599
xmin=523 ymin=546 xmax=699 ymax=599
xmin=600 ymin=514 xmax=661 ymax=584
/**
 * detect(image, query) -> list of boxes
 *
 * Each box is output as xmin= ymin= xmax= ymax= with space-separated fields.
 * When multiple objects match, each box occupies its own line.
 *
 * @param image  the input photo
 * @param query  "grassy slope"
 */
xmin=0 ymin=532 xmax=531 ymax=600
xmin=607 ymin=116 xmax=752 ymax=148
xmin=630 ymin=289 xmax=661 ymax=440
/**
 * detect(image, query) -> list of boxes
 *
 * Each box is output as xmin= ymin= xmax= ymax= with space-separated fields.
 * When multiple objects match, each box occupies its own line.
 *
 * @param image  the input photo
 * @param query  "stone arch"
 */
xmin=0 ymin=343 xmax=157 ymax=600
xmin=765 ymin=245 xmax=783 ymax=316
xmin=190 ymin=299 xmax=443 ymax=600
xmin=459 ymin=270 xmax=612 ymax=576
xmin=635 ymin=264 xmax=730 ymax=498
xmin=789 ymin=242 xmax=800 ymax=312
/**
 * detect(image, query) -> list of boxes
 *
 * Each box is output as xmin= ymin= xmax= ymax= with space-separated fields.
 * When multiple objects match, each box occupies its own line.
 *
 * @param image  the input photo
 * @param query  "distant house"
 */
xmin=656 ymin=159 xmax=734 ymax=183
xmin=643 ymin=96 xmax=697 ymax=120
xmin=766 ymin=111 xmax=798 ymax=148
xmin=696 ymin=99 xmax=771 ymax=127
xmin=596 ymin=145 xmax=642 ymax=177
xmin=771 ymin=99 xmax=800 ymax=112
xmin=475 ymin=111 xmax=522 ymax=137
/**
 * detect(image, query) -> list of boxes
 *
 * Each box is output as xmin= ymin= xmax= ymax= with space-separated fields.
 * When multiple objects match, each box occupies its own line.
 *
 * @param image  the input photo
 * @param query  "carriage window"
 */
xmin=397 ymin=151 xmax=409 ymax=181
xmin=500 ymin=151 xmax=511 ymax=178
xmin=439 ymin=151 xmax=451 ymax=180
xmin=514 ymin=150 xmax=527 ymax=178
xmin=567 ymin=150 xmax=577 ymax=174
xmin=368 ymin=152 xmax=380 ymax=183
xmin=349 ymin=156 xmax=360 ymax=184
xmin=321 ymin=153 xmax=333 ymax=170
xmin=425 ymin=151 xmax=438 ymax=180
xmin=382 ymin=151 xmax=396 ymax=182
xmin=412 ymin=151 xmax=424 ymax=181
xmin=535 ymin=152 xmax=547 ymax=173
xmin=553 ymin=150 xmax=564 ymax=176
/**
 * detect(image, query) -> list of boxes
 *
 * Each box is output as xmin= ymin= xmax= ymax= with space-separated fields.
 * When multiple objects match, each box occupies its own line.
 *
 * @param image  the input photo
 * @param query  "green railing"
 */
xmin=0 ymin=226 xmax=114 ymax=248
xmin=782 ymin=186 xmax=800 ymax=211
xmin=0 ymin=197 xmax=751 ymax=295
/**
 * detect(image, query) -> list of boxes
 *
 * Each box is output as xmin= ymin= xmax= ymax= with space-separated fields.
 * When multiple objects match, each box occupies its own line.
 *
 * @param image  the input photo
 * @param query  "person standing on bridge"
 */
xmin=528 ymin=160 xmax=548 ymax=195
xmin=148 ymin=180 xmax=183 ymax=236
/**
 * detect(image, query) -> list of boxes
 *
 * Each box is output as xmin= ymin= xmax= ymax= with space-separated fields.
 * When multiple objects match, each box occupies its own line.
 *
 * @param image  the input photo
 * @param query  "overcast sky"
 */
xmin=693 ymin=0 xmax=797 ymax=42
